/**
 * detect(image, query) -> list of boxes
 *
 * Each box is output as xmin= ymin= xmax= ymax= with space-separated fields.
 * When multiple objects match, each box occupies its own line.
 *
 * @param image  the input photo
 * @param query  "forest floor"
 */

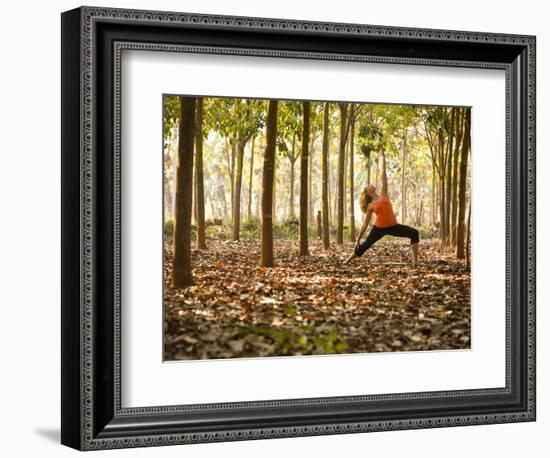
xmin=164 ymin=237 xmax=471 ymax=361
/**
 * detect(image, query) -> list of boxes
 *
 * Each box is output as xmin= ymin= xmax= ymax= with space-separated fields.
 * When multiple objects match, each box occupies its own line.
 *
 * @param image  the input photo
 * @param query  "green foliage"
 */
xmin=163 ymin=94 xmax=469 ymax=241
xmin=164 ymin=219 xmax=174 ymax=235
xmin=163 ymin=95 xmax=181 ymax=139
xmin=205 ymin=224 xmax=231 ymax=240
xmin=203 ymin=218 xmax=327 ymax=242
xmin=423 ymin=106 xmax=453 ymax=135
xmin=234 ymin=324 xmax=347 ymax=355
xmin=356 ymin=104 xmax=423 ymax=160
xmin=308 ymin=101 xmax=324 ymax=135
xmin=203 ymin=98 xmax=265 ymax=146
xmin=358 ymin=113 xmax=384 ymax=160
xmin=418 ymin=225 xmax=438 ymax=240
xmin=273 ymin=219 xmax=299 ymax=240
xmin=205 ymin=218 xmax=262 ymax=240
xmin=277 ymin=101 xmax=303 ymax=159
xmin=242 ymin=217 xmax=261 ymax=239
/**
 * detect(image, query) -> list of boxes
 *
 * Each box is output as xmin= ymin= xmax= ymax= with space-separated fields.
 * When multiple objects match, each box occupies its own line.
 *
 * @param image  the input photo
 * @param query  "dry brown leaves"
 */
xmin=164 ymin=237 xmax=470 ymax=360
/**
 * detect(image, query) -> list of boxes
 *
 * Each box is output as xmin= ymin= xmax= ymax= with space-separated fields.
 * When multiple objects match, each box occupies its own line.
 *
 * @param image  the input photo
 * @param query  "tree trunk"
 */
xmin=260 ymin=100 xmax=278 ymax=267
xmin=438 ymin=132 xmax=446 ymax=242
xmin=219 ymin=182 xmax=228 ymax=221
xmin=336 ymin=103 xmax=348 ymax=244
xmin=367 ymin=155 xmax=371 ymax=185
xmin=172 ymin=96 xmax=196 ymax=287
xmin=327 ymin=161 xmax=331 ymax=224
xmin=227 ymin=139 xmax=236 ymax=217
xmin=349 ymin=117 xmax=356 ymax=241
xmin=439 ymin=176 xmax=445 ymax=241
xmin=308 ymin=136 xmax=314 ymax=221
xmin=444 ymin=109 xmax=455 ymax=245
xmin=330 ymin=171 xmax=335 ymax=224
xmin=195 ymin=97 xmax=206 ymax=249
xmin=232 ymin=140 xmax=246 ymax=241
xmin=289 ymin=134 xmax=296 ymax=219
xmin=432 ymin=164 xmax=436 ymax=226
xmin=456 ymin=110 xmax=471 ymax=259
xmin=451 ymin=108 xmax=464 ymax=246
xmin=299 ymin=101 xmax=310 ymax=256
xmin=401 ymin=130 xmax=407 ymax=223
xmin=466 ymin=200 xmax=472 ymax=269
xmin=343 ymin=140 xmax=347 ymax=223
xmin=321 ymin=103 xmax=330 ymax=249
xmin=272 ymin=155 xmax=277 ymax=223
xmin=374 ymin=154 xmax=379 ymax=189
xmin=193 ymin=167 xmax=197 ymax=224
xmin=247 ymin=137 xmax=255 ymax=220
xmin=445 ymin=149 xmax=452 ymax=244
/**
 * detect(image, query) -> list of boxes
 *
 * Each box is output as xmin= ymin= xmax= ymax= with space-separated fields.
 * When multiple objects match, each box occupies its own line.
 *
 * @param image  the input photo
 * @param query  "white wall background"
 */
xmin=0 ymin=0 xmax=546 ymax=456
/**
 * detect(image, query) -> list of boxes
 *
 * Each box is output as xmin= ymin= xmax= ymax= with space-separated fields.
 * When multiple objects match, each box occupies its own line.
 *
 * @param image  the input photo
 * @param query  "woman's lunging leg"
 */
xmin=355 ymin=226 xmax=386 ymax=257
xmin=342 ymin=226 xmax=385 ymax=264
xmin=386 ymin=224 xmax=420 ymax=265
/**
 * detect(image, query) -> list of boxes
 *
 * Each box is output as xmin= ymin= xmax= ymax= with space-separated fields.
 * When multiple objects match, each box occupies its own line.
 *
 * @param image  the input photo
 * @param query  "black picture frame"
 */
xmin=61 ymin=5 xmax=536 ymax=451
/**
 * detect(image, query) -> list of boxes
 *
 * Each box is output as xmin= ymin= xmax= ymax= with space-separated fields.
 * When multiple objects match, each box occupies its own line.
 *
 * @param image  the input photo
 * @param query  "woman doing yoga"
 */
xmin=343 ymin=146 xmax=420 ymax=265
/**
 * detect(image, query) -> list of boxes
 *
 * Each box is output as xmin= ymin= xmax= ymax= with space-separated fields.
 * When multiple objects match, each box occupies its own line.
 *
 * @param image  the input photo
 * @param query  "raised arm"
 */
xmin=379 ymin=147 xmax=388 ymax=197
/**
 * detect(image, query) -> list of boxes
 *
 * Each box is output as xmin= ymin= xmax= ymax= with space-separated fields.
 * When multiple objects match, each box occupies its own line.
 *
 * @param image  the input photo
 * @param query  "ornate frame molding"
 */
xmin=61 ymin=6 xmax=536 ymax=450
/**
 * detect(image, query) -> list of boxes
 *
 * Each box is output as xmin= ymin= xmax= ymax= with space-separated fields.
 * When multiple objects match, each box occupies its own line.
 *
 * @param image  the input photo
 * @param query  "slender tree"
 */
xmin=466 ymin=200 xmax=472 ymax=269
xmin=193 ymin=167 xmax=198 ymax=223
xmin=374 ymin=153 xmax=379 ymax=189
xmin=232 ymin=138 xmax=246 ymax=240
xmin=450 ymin=108 xmax=464 ymax=246
xmin=438 ymin=132 xmax=446 ymax=242
xmin=272 ymin=154 xmax=277 ymax=222
xmin=431 ymin=165 xmax=436 ymax=226
xmin=424 ymin=107 xmax=453 ymax=243
xmin=247 ymin=136 xmax=256 ymax=220
xmin=299 ymin=101 xmax=310 ymax=255
xmin=400 ymin=128 xmax=407 ymax=223
xmin=288 ymin=134 xmax=297 ymax=219
xmin=308 ymin=114 xmax=319 ymax=223
xmin=205 ymin=99 xmax=264 ymax=239
xmin=456 ymin=109 xmax=471 ymax=259
xmin=343 ymin=134 xmax=348 ymax=223
xmin=172 ymin=97 xmax=196 ymax=287
xmin=336 ymin=103 xmax=348 ymax=244
xmin=321 ymin=103 xmax=330 ymax=249
xmin=260 ymin=100 xmax=278 ymax=267
xmin=349 ymin=117 xmax=356 ymax=241
xmin=308 ymin=135 xmax=314 ymax=221
xmin=444 ymin=108 xmax=456 ymax=244
xmin=163 ymin=96 xmax=180 ymax=224
xmin=276 ymin=102 xmax=302 ymax=220
xmin=226 ymin=139 xmax=236 ymax=218
xmin=195 ymin=97 xmax=206 ymax=249
xmin=367 ymin=153 xmax=371 ymax=185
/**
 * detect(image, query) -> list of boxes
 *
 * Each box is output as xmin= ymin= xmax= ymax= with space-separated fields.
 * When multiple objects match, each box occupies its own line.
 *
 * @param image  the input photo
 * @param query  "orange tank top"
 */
xmin=371 ymin=195 xmax=397 ymax=228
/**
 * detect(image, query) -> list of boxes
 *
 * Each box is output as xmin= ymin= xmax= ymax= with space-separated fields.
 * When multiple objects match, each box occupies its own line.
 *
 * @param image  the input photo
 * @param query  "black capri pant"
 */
xmin=355 ymin=224 xmax=419 ymax=257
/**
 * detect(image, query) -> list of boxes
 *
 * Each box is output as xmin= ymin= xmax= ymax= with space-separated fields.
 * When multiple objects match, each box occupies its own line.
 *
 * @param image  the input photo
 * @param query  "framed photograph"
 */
xmin=61 ymin=6 xmax=536 ymax=451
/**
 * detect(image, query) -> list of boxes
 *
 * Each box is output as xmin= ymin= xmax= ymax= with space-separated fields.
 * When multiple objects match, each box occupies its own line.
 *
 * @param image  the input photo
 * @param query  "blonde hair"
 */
xmin=359 ymin=189 xmax=372 ymax=213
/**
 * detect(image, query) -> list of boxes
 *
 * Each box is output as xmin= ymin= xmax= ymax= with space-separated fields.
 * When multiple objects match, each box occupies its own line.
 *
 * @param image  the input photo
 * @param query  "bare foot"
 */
xmin=343 ymin=253 xmax=357 ymax=265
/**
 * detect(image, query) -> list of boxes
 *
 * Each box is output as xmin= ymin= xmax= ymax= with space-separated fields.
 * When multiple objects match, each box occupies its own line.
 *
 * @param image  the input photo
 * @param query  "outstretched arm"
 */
xmin=355 ymin=208 xmax=373 ymax=247
xmin=380 ymin=147 xmax=388 ymax=197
